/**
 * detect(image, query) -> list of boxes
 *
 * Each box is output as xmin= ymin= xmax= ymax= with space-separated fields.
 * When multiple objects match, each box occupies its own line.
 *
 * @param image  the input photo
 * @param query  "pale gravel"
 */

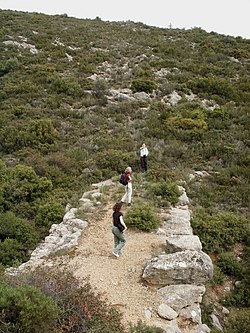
xmin=67 ymin=199 xmax=168 ymax=328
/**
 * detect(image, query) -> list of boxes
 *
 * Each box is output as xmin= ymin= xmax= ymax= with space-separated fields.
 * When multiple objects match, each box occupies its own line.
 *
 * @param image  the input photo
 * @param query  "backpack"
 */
xmin=119 ymin=172 xmax=128 ymax=186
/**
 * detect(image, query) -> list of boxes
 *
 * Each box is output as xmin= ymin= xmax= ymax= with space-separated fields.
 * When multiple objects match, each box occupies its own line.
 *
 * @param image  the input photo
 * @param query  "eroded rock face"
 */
xmin=142 ymin=250 xmax=213 ymax=286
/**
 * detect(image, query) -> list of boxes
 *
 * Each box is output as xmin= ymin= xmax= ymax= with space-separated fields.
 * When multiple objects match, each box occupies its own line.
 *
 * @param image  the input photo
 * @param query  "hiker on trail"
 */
xmin=112 ymin=202 xmax=127 ymax=258
xmin=121 ymin=166 xmax=132 ymax=206
xmin=140 ymin=143 xmax=149 ymax=172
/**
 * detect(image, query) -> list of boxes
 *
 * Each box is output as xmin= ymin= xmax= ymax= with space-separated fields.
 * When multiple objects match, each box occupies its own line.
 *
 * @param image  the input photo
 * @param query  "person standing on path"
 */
xmin=112 ymin=202 xmax=127 ymax=258
xmin=121 ymin=166 xmax=132 ymax=206
xmin=140 ymin=143 xmax=149 ymax=172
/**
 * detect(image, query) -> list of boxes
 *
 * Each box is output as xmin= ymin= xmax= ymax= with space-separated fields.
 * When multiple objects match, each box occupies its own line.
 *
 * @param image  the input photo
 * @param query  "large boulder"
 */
xmin=142 ymin=250 xmax=213 ymax=286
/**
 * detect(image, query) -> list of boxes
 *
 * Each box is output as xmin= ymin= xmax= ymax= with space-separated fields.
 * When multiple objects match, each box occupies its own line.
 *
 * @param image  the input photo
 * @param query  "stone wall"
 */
xmin=142 ymin=186 xmax=213 ymax=333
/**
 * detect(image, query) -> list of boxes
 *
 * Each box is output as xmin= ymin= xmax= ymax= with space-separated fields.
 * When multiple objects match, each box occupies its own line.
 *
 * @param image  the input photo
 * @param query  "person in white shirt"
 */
xmin=140 ymin=143 xmax=149 ymax=172
xmin=121 ymin=167 xmax=132 ymax=206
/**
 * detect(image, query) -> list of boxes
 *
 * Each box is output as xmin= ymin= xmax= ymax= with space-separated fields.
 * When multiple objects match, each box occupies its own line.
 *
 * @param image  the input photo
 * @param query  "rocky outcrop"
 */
xmin=142 ymin=185 xmax=213 ymax=333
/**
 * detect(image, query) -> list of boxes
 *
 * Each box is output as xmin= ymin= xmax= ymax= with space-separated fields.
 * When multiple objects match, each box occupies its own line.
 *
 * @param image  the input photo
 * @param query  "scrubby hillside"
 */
xmin=0 ymin=9 xmax=249 ymax=333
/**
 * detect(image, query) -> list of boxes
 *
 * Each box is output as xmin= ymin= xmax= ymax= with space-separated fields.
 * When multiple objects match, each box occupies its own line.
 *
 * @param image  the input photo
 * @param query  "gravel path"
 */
xmin=68 ymin=196 xmax=167 ymax=327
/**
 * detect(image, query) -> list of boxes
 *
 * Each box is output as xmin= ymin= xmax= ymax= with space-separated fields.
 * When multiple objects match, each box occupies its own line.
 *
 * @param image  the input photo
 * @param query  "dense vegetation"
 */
xmin=0 ymin=9 xmax=249 ymax=332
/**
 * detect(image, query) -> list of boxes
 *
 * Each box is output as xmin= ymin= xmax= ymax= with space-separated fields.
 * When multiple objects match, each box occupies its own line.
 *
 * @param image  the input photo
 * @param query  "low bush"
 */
xmin=223 ymin=245 xmax=250 ymax=307
xmin=217 ymin=252 xmax=244 ymax=278
xmin=95 ymin=149 xmax=132 ymax=175
xmin=129 ymin=320 xmax=164 ymax=333
xmin=209 ymin=265 xmax=225 ymax=286
xmin=34 ymin=202 xmax=65 ymax=236
xmin=131 ymin=79 xmax=157 ymax=93
xmin=3 ymin=268 xmax=125 ymax=333
xmin=149 ymin=181 xmax=181 ymax=207
xmin=0 ymin=281 xmax=58 ymax=333
xmin=126 ymin=203 xmax=160 ymax=231
xmin=0 ymin=238 xmax=29 ymax=267
xmin=191 ymin=210 xmax=249 ymax=253
xmin=224 ymin=281 xmax=250 ymax=307
xmin=0 ymin=211 xmax=38 ymax=266
xmin=224 ymin=308 xmax=250 ymax=333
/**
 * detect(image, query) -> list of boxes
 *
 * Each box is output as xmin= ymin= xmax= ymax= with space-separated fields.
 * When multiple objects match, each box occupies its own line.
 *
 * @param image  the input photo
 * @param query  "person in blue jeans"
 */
xmin=112 ymin=202 xmax=127 ymax=258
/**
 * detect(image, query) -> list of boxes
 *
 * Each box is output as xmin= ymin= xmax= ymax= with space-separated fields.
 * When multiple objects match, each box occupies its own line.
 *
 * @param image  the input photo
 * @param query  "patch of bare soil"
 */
xmin=67 ymin=194 xmax=167 ymax=328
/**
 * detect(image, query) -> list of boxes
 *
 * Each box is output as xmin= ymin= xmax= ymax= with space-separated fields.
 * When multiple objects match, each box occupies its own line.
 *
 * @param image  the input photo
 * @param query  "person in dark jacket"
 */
xmin=112 ymin=202 xmax=127 ymax=258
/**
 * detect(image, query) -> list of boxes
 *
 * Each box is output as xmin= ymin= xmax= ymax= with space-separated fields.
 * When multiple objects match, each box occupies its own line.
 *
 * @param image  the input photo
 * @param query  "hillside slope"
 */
xmin=1 ymin=10 xmax=250 ymax=333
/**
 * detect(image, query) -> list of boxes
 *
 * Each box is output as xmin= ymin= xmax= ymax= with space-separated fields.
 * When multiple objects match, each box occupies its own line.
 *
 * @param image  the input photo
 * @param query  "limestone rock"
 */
xmin=163 ymin=207 xmax=193 ymax=236
xmin=157 ymin=284 xmax=206 ymax=312
xmin=134 ymin=91 xmax=151 ymax=100
xmin=193 ymin=323 xmax=211 ymax=333
xmin=63 ymin=208 xmax=78 ymax=222
xmin=178 ymin=185 xmax=190 ymax=206
xmin=166 ymin=235 xmax=202 ymax=253
xmin=179 ymin=303 xmax=202 ymax=324
xmin=165 ymin=319 xmax=182 ymax=333
xmin=142 ymin=250 xmax=213 ymax=286
xmin=92 ymin=179 xmax=114 ymax=187
xmin=158 ymin=304 xmax=178 ymax=320
xmin=210 ymin=313 xmax=223 ymax=331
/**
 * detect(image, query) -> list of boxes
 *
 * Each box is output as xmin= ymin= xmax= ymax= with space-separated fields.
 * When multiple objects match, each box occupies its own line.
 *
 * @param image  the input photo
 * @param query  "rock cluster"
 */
xmin=142 ymin=186 xmax=213 ymax=333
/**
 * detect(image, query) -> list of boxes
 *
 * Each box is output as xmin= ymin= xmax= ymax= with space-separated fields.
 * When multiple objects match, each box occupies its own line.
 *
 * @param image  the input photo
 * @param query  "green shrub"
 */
xmin=224 ymin=281 xmax=250 ymax=307
xmin=217 ymin=252 xmax=244 ymax=278
xmin=223 ymin=244 xmax=250 ymax=306
xmin=92 ymin=79 xmax=109 ymax=99
xmin=128 ymin=320 xmax=164 ymax=333
xmin=95 ymin=149 xmax=132 ymax=175
xmin=0 ymin=119 xmax=57 ymax=153
xmin=126 ymin=203 xmax=160 ymax=231
xmin=224 ymin=308 xmax=250 ymax=333
xmin=0 ymin=211 xmax=37 ymax=246
xmin=34 ymin=202 xmax=64 ymax=236
xmin=209 ymin=265 xmax=225 ymax=286
xmin=5 ymin=268 xmax=125 ymax=333
xmin=3 ymin=164 xmax=53 ymax=209
xmin=191 ymin=210 xmax=250 ymax=253
xmin=0 ymin=238 xmax=28 ymax=266
xmin=149 ymin=181 xmax=181 ymax=207
xmin=0 ymin=282 xmax=58 ymax=333
xmin=131 ymin=79 xmax=157 ymax=93
xmin=188 ymin=77 xmax=237 ymax=101
xmin=0 ymin=211 xmax=38 ymax=266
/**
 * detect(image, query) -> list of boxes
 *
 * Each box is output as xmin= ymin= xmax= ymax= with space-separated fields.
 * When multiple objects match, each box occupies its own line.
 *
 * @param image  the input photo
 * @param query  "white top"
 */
xmin=140 ymin=147 xmax=149 ymax=157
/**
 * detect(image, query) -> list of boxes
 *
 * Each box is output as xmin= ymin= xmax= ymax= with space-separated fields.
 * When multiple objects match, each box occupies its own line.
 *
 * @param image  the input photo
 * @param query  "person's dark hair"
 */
xmin=113 ymin=202 xmax=123 ymax=212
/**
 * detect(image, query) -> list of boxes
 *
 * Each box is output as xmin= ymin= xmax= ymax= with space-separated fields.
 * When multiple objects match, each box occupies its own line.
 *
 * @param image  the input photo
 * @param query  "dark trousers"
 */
xmin=140 ymin=156 xmax=147 ymax=172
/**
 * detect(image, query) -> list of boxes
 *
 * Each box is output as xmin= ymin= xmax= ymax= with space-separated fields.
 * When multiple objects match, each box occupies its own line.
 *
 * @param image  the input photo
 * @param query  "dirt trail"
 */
xmin=68 ymin=192 xmax=167 ymax=327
